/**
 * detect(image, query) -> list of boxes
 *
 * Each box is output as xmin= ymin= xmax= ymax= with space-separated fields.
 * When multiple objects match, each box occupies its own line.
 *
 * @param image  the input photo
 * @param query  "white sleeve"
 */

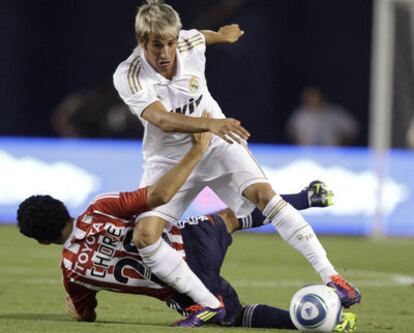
xmin=113 ymin=63 xmax=158 ymax=118
xmin=123 ymin=90 xmax=159 ymax=119
xmin=179 ymin=29 xmax=206 ymax=55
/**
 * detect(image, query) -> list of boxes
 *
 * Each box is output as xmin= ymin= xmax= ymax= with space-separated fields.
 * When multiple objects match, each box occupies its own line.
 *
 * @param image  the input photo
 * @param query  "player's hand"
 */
xmin=207 ymin=117 xmax=250 ymax=144
xmin=65 ymin=296 xmax=82 ymax=321
xmin=192 ymin=112 xmax=212 ymax=153
xmin=218 ymin=24 xmax=245 ymax=44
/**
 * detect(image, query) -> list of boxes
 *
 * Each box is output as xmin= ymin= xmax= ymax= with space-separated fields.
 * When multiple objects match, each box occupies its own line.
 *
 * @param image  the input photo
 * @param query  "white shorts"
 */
xmin=138 ymin=142 xmax=269 ymax=225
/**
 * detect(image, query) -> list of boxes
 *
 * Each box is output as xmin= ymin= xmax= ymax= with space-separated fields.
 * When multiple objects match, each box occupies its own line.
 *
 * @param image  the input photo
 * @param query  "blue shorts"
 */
xmin=168 ymin=215 xmax=242 ymax=325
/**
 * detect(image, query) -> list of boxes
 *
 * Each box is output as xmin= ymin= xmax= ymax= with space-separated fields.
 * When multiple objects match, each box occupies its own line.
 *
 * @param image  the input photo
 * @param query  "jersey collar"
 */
xmin=140 ymin=47 xmax=183 ymax=82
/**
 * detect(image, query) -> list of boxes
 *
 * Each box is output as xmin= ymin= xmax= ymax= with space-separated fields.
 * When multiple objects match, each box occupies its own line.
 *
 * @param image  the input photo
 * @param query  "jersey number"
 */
xmin=113 ymin=230 xmax=166 ymax=286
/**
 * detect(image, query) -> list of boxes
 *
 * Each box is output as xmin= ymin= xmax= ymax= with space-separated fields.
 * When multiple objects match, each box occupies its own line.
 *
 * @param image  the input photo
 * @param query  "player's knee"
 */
xmin=133 ymin=229 xmax=159 ymax=248
xmin=132 ymin=225 xmax=161 ymax=249
xmin=243 ymin=183 xmax=276 ymax=211
xmin=133 ymin=216 xmax=166 ymax=248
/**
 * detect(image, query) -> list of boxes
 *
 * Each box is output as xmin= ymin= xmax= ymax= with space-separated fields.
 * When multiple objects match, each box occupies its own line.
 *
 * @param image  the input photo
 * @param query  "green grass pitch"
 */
xmin=1 ymin=225 xmax=413 ymax=333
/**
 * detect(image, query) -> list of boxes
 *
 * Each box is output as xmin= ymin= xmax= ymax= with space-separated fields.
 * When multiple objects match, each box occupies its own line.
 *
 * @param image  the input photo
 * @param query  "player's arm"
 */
xmin=142 ymin=101 xmax=250 ymax=144
xmin=200 ymin=24 xmax=244 ymax=46
xmin=65 ymin=296 xmax=96 ymax=322
xmin=146 ymin=113 xmax=211 ymax=208
xmin=91 ymin=129 xmax=210 ymax=218
xmin=64 ymin=278 xmax=97 ymax=322
xmin=94 ymin=113 xmax=212 ymax=216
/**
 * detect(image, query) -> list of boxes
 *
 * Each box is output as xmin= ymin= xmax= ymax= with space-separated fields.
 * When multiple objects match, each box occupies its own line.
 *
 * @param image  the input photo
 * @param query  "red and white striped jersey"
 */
xmin=61 ymin=187 xmax=185 ymax=320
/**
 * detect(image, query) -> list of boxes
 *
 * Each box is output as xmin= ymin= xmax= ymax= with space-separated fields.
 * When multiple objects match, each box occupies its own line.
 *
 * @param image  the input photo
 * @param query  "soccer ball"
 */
xmin=289 ymin=284 xmax=342 ymax=332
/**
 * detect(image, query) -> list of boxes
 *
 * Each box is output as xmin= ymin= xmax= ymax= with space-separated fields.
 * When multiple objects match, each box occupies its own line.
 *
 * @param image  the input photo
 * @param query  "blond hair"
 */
xmin=135 ymin=0 xmax=182 ymax=44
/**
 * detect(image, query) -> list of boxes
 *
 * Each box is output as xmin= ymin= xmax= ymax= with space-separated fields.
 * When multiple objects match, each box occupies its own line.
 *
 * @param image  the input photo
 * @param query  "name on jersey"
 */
xmin=74 ymin=223 xmax=123 ymax=278
xmin=169 ymin=94 xmax=202 ymax=115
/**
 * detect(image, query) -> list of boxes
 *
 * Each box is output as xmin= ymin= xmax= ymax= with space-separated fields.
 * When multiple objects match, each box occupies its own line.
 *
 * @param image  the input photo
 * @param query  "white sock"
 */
xmin=139 ymin=238 xmax=221 ymax=308
xmin=264 ymin=195 xmax=338 ymax=283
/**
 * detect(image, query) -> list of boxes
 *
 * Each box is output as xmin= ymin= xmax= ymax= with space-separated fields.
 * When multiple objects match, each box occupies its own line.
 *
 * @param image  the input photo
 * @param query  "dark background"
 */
xmin=0 ymin=0 xmax=372 ymax=144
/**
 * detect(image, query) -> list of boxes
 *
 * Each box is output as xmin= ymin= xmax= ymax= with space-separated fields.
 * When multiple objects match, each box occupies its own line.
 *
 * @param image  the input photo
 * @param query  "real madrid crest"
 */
xmin=189 ymin=76 xmax=199 ymax=93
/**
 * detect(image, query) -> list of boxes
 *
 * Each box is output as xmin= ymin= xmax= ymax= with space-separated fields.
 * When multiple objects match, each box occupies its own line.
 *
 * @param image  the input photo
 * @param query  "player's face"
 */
xmin=144 ymin=33 xmax=178 ymax=79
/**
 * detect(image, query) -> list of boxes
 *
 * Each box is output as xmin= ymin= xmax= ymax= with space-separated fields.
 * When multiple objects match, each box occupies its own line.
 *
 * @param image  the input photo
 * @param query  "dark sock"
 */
xmin=237 ymin=191 xmax=309 ymax=230
xmin=240 ymin=304 xmax=296 ymax=329
xmin=237 ymin=208 xmax=264 ymax=229
xmin=281 ymin=191 xmax=309 ymax=210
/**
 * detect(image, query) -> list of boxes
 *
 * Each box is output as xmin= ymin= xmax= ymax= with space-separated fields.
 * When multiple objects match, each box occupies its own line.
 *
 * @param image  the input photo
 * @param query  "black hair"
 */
xmin=17 ymin=195 xmax=70 ymax=242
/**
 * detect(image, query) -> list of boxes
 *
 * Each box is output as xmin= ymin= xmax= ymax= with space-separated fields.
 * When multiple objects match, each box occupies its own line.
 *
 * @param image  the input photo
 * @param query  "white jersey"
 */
xmin=114 ymin=30 xmax=268 ymax=222
xmin=113 ymin=29 xmax=225 ymax=164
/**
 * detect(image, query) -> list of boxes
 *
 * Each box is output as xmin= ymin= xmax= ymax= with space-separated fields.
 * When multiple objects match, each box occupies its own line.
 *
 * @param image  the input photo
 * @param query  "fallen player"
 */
xmin=17 ymin=181 xmax=357 ymax=331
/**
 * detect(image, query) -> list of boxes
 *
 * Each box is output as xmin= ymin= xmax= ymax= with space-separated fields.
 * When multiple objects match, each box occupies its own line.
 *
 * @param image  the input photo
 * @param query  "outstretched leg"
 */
xmin=237 ymin=181 xmax=333 ymax=230
xmin=237 ymin=304 xmax=296 ymax=329
xmin=133 ymin=216 xmax=222 ymax=310
xmin=242 ymin=183 xmax=360 ymax=308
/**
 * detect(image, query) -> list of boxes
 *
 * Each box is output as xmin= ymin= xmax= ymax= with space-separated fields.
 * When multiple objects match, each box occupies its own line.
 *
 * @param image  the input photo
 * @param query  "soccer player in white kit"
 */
xmin=113 ymin=0 xmax=361 ymax=326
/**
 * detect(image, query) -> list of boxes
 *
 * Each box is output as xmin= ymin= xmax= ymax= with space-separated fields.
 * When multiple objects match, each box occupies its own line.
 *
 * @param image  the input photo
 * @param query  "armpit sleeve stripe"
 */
xmin=178 ymin=34 xmax=204 ymax=52
xmin=178 ymin=34 xmax=204 ymax=48
xmin=127 ymin=56 xmax=142 ymax=94
xmin=178 ymin=41 xmax=205 ymax=53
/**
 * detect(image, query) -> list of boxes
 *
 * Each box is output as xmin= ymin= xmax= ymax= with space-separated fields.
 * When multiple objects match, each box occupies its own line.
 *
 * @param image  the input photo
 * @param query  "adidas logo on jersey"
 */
xmin=170 ymin=94 xmax=203 ymax=115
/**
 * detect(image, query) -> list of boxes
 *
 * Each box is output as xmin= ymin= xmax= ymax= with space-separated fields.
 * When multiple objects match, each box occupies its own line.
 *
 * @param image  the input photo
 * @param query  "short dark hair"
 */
xmin=17 ymin=195 xmax=70 ymax=242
